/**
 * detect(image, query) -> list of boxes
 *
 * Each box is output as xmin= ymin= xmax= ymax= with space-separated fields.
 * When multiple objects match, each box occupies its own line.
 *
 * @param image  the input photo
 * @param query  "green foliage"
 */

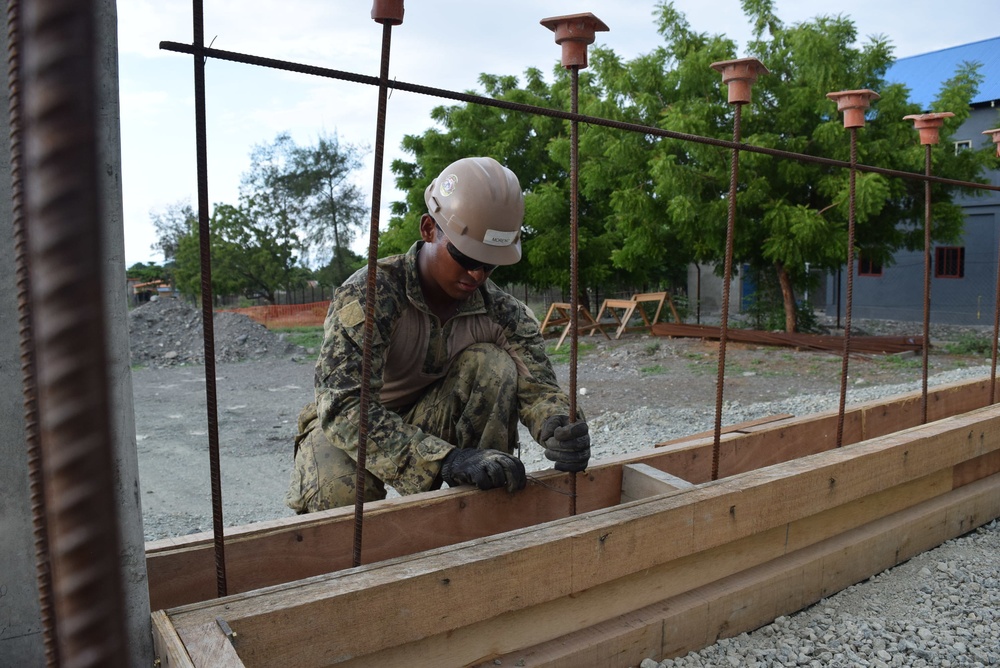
xmin=382 ymin=0 xmax=989 ymax=331
xmin=173 ymin=203 xmax=308 ymax=304
xmin=126 ymin=261 xmax=167 ymax=283
xmin=169 ymin=132 xmax=368 ymax=302
xmin=545 ymin=340 xmax=596 ymax=364
xmin=272 ymin=326 xmax=325 ymax=351
xmin=943 ymin=332 xmax=993 ymax=356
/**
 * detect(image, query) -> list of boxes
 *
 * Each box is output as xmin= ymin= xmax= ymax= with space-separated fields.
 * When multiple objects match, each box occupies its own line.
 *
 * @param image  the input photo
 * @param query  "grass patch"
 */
xmin=546 ymin=340 xmax=596 ymax=364
xmin=942 ymin=332 xmax=993 ymax=357
xmin=272 ymin=325 xmax=325 ymax=351
xmin=875 ymin=353 xmax=921 ymax=371
xmin=640 ymin=364 xmax=666 ymax=375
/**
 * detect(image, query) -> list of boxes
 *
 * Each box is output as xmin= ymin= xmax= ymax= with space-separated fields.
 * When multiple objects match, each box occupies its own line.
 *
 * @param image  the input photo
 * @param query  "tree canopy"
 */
xmin=151 ymin=132 xmax=368 ymax=303
xmin=384 ymin=0 xmax=992 ymax=330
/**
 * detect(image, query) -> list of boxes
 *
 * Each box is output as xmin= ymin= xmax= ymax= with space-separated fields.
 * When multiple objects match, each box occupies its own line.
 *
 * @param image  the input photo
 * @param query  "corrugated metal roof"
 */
xmin=885 ymin=36 xmax=1000 ymax=110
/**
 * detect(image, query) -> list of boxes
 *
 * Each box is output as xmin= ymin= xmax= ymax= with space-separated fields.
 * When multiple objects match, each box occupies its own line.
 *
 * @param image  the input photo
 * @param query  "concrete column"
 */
xmin=0 ymin=1 xmax=153 ymax=665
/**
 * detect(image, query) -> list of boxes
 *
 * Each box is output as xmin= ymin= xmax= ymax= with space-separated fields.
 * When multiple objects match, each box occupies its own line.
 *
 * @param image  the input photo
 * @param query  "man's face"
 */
xmin=419 ymin=215 xmax=496 ymax=302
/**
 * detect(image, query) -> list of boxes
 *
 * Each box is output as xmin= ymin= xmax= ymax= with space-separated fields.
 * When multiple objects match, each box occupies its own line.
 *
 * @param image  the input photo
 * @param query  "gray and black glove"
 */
xmin=440 ymin=448 xmax=527 ymax=493
xmin=539 ymin=415 xmax=591 ymax=473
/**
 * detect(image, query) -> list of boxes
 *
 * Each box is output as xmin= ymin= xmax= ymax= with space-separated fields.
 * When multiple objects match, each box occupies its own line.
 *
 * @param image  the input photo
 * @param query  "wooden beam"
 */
xmin=145 ymin=376 xmax=996 ymax=610
xmin=158 ymin=404 xmax=1000 ymax=667
xmin=305 ymin=469 xmax=954 ymax=667
xmin=654 ymin=414 xmax=794 ymax=448
xmin=620 ymin=463 xmax=696 ymax=503
xmin=151 ymin=610 xmax=194 ymax=668
xmin=478 ymin=472 xmax=1000 ymax=667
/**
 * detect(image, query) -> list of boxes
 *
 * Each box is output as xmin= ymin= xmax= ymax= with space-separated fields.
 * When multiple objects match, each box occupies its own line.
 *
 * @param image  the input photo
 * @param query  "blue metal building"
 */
xmin=826 ymin=37 xmax=1000 ymax=325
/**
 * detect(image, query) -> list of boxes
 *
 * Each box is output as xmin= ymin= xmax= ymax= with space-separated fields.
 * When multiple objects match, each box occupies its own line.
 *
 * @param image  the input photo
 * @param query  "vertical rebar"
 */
xmin=712 ymin=102 xmax=742 ymax=481
xmin=920 ymin=143 xmax=932 ymax=422
xmin=354 ymin=17 xmax=395 ymax=567
xmin=191 ymin=0 xmax=227 ymax=597
xmin=7 ymin=0 xmax=58 ymax=663
xmin=22 ymin=0 xmax=129 ymax=664
xmin=836 ymin=128 xmax=859 ymax=447
xmin=568 ymin=64 xmax=580 ymax=515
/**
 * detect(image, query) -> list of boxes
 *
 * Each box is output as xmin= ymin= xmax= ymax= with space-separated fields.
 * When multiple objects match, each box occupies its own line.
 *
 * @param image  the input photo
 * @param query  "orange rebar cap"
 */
xmin=710 ymin=58 xmax=769 ymax=105
xmin=984 ymin=128 xmax=1000 ymax=157
xmin=826 ymin=89 xmax=880 ymax=129
xmin=371 ymin=0 xmax=403 ymax=25
xmin=903 ymin=112 xmax=955 ymax=145
xmin=540 ymin=12 xmax=609 ymax=69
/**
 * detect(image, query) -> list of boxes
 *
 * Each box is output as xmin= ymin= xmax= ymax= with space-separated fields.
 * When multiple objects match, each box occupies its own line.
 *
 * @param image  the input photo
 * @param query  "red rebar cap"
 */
xmin=371 ymin=0 xmax=403 ymax=25
xmin=710 ymin=58 xmax=769 ymax=105
xmin=903 ymin=112 xmax=955 ymax=145
xmin=540 ymin=12 xmax=609 ymax=69
xmin=826 ymin=89 xmax=880 ymax=129
xmin=984 ymin=128 xmax=1000 ymax=157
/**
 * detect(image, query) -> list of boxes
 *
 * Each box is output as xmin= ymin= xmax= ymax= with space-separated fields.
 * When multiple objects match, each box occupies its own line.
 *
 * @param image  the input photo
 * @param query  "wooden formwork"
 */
xmin=148 ymin=376 xmax=1000 ymax=667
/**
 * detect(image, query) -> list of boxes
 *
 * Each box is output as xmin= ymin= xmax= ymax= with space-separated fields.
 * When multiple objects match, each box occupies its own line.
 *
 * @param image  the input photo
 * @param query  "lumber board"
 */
xmin=320 ymin=470 xmax=952 ymax=668
xmin=478 ymin=472 xmax=1000 ymax=667
xmin=654 ymin=413 xmax=794 ymax=448
xmin=159 ymin=404 xmax=1000 ymax=667
xmin=174 ymin=619 xmax=243 ymax=668
xmin=620 ymin=463 xmax=696 ymax=503
xmin=146 ymin=376 xmax=997 ymax=611
xmin=152 ymin=609 xmax=194 ymax=668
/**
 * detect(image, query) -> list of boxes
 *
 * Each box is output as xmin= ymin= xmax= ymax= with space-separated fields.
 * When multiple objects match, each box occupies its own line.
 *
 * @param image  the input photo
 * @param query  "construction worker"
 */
xmin=286 ymin=156 xmax=590 ymax=512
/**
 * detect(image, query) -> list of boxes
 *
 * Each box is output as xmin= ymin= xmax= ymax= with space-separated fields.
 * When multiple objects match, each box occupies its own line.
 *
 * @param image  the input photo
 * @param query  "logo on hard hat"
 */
xmin=439 ymin=174 xmax=458 ymax=197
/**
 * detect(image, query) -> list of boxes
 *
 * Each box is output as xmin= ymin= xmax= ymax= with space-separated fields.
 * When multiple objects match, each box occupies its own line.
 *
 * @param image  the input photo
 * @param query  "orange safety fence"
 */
xmin=220 ymin=301 xmax=330 ymax=329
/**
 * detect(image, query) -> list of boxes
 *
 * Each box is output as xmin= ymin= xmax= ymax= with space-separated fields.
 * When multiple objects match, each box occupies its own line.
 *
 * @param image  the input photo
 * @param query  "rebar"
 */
xmin=156 ymin=41 xmax=1000 ymax=197
xmin=921 ymin=143 xmax=932 ymax=422
xmin=354 ymin=18 xmax=395 ymax=568
xmin=836 ymin=128 xmax=860 ymax=447
xmin=191 ymin=0 xmax=227 ymax=597
xmin=711 ymin=103 xmax=742 ymax=481
xmin=568 ymin=64 xmax=580 ymax=516
xmin=7 ymin=0 xmax=58 ymax=663
xmin=22 ymin=0 xmax=128 ymax=664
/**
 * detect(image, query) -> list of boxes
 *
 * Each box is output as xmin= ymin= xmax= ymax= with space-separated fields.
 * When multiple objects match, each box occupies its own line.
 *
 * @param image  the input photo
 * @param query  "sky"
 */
xmin=117 ymin=1 xmax=999 ymax=267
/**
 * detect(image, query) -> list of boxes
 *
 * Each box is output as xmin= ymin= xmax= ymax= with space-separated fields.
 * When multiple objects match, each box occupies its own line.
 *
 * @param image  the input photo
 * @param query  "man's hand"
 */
xmin=441 ymin=448 xmax=527 ymax=493
xmin=539 ymin=415 xmax=591 ymax=473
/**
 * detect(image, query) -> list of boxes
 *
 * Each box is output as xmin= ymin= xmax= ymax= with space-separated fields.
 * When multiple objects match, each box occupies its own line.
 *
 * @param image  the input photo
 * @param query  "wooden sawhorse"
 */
xmin=539 ymin=302 xmax=609 ymax=350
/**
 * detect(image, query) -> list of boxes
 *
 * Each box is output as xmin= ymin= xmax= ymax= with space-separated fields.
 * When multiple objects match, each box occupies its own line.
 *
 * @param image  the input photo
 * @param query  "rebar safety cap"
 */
xmin=424 ymin=157 xmax=524 ymax=266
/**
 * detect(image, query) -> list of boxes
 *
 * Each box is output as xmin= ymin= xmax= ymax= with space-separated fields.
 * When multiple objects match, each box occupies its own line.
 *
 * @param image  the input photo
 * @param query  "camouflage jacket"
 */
xmin=315 ymin=241 xmax=571 ymax=493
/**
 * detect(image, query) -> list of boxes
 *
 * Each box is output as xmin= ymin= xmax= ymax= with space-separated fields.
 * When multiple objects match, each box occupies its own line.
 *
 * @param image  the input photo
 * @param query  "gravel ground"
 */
xmin=130 ymin=300 xmax=1000 ymax=665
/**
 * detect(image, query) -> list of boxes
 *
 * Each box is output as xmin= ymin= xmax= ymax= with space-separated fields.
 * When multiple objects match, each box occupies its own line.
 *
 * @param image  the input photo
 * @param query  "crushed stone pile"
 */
xmin=128 ymin=297 xmax=306 ymax=367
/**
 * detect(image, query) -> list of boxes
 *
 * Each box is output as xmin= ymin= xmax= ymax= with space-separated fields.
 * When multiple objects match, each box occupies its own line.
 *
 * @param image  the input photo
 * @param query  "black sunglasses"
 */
xmin=437 ymin=227 xmax=497 ymax=272
xmin=446 ymin=242 xmax=496 ymax=273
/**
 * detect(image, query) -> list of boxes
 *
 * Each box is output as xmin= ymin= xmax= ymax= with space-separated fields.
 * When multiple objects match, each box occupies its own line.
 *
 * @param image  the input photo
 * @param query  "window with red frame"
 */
xmin=858 ymin=255 xmax=883 ymax=277
xmin=935 ymin=246 xmax=965 ymax=279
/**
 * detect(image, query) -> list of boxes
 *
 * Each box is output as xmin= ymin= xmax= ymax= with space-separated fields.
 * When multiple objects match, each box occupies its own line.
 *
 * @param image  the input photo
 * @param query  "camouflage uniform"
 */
xmin=286 ymin=241 xmax=574 ymax=513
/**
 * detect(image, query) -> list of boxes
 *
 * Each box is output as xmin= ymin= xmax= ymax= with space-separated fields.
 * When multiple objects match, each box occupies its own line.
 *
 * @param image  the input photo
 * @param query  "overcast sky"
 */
xmin=117 ymin=1 xmax=998 ymax=266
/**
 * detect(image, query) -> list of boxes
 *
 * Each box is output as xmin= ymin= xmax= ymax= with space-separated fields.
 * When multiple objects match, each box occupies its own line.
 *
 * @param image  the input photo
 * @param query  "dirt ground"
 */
xmin=132 ymin=325 xmax=985 ymax=541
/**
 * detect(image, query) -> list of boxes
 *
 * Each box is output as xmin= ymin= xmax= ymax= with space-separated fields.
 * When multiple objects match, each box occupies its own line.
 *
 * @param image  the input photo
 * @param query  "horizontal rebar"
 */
xmin=159 ymin=40 xmax=1000 ymax=194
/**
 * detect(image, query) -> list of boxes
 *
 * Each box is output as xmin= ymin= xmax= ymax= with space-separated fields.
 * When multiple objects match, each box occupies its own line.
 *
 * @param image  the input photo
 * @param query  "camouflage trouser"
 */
xmin=286 ymin=343 xmax=519 ymax=512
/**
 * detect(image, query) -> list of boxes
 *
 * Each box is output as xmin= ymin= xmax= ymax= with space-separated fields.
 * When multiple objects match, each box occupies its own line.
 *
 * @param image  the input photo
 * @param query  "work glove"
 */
xmin=440 ymin=448 xmax=527 ymax=493
xmin=539 ymin=415 xmax=591 ymax=473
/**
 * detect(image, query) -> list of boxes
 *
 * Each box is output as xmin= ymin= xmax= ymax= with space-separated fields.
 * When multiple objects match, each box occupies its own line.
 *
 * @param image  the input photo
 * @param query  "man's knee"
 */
xmin=454 ymin=342 xmax=517 ymax=384
xmin=286 ymin=418 xmax=386 ymax=513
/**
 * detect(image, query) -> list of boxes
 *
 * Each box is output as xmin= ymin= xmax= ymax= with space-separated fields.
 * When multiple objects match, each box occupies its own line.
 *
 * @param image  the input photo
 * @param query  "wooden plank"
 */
xmin=174 ymin=619 xmax=244 ymax=668
xmin=146 ymin=377 xmax=996 ymax=611
xmin=162 ymin=405 xmax=1000 ymax=667
xmin=151 ymin=609 xmax=194 ymax=668
xmin=477 ymin=472 xmax=1000 ymax=667
xmin=655 ymin=414 xmax=794 ymax=448
xmin=620 ymin=463 xmax=695 ymax=503
xmin=328 ymin=470 xmax=951 ymax=668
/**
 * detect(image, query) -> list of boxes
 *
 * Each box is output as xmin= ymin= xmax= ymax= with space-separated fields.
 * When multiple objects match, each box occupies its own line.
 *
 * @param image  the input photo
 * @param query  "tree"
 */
xmin=149 ymin=201 xmax=198 ymax=287
xmin=126 ymin=261 xmax=167 ymax=283
xmin=621 ymin=0 xmax=989 ymax=332
xmin=240 ymin=132 xmax=369 ymax=276
xmin=385 ymin=69 xmax=625 ymax=301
